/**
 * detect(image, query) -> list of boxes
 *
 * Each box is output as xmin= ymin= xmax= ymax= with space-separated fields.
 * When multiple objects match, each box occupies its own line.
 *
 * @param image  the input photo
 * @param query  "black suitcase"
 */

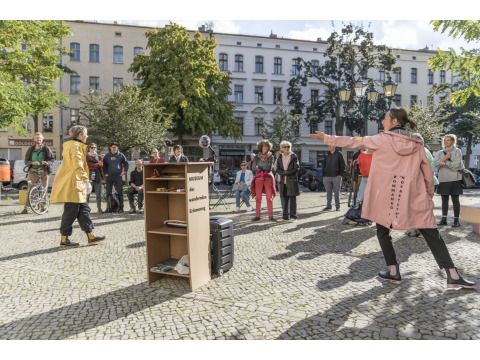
xmin=209 ymin=216 xmax=234 ymax=275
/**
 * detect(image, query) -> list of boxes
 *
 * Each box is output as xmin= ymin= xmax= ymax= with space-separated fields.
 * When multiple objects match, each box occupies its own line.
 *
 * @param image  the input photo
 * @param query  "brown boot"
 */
xmin=87 ymin=232 xmax=106 ymax=244
xmin=60 ymin=235 xmax=79 ymax=247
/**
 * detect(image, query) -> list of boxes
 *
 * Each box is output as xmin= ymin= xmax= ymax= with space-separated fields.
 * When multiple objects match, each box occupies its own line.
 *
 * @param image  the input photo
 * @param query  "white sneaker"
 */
xmin=235 ymin=207 xmax=240 ymax=212
xmin=246 ymin=206 xmax=253 ymax=212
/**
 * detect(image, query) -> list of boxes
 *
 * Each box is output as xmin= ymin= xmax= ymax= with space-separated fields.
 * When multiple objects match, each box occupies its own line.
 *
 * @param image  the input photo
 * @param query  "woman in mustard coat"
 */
xmin=50 ymin=125 xmax=105 ymax=247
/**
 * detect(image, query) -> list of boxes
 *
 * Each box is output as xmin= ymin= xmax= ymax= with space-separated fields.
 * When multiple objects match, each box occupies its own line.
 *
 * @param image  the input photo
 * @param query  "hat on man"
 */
xmin=110 ymin=142 xmax=119 ymax=147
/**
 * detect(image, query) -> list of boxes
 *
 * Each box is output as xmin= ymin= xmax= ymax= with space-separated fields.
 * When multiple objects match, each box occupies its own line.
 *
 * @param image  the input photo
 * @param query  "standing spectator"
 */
xmin=168 ymin=145 xmax=189 ymax=163
xmin=50 ymin=125 xmax=105 ymax=247
xmin=276 ymin=141 xmax=300 ymax=221
xmin=128 ymin=159 xmax=144 ymax=214
xmin=406 ymin=133 xmax=439 ymax=237
xmin=21 ymin=132 xmax=55 ymax=214
xmin=86 ymin=143 xmax=104 ymax=213
xmin=250 ymin=140 xmax=276 ymax=221
xmin=273 ymin=149 xmax=285 ymax=210
xmin=149 ymin=148 xmax=165 ymax=164
xmin=434 ymin=134 xmax=464 ymax=228
xmin=322 ymin=145 xmax=346 ymax=211
xmin=233 ymin=161 xmax=253 ymax=212
xmin=103 ymin=142 xmax=129 ymax=213
xmin=354 ymin=148 xmax=373 ymax=208
xmin=309 ymin=108 xmax=475 ymax=289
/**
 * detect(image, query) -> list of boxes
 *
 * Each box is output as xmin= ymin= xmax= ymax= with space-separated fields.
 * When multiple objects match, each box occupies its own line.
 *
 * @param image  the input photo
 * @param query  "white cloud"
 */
xmin=287 ymin=25 xmax=332 ymax=42
xmin=212 ymin=21 xmax=241 ymax=34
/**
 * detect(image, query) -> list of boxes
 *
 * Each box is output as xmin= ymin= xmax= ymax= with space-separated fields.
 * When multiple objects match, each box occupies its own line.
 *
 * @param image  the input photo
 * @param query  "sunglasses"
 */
xmin=90 ymin=147 xmax=96 ymax=149
xmin=282 ymin=146 xmax=291 ymax=148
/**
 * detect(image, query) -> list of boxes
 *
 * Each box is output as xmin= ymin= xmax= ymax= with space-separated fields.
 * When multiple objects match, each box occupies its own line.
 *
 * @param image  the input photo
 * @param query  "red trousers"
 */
xmin=254 ymin=175 xmax=274 ymax=218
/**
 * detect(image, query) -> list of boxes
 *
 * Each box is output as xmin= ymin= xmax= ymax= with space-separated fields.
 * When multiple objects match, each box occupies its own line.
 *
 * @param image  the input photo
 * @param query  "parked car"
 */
xmin=213 ymin=170 xmax=221 ymax=185
xmin=12 ymin=160 xmax=62 ymax=190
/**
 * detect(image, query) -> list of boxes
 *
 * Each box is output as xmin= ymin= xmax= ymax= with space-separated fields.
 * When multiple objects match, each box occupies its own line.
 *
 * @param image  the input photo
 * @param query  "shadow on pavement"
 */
xmin=0 ymin=282 xmax=188 ymax=339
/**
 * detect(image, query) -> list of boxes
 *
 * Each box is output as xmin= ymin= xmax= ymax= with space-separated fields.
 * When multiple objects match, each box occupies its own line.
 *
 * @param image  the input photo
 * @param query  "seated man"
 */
xmin=233 ymin=161 xmax=253 ymax=212
xmin=127 ymin=159 xmax=144 ymax=214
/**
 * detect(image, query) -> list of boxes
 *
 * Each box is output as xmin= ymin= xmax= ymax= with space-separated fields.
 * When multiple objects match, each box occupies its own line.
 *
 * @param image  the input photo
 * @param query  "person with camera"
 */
xmin=103 ymin=142 xmax=129 ymax=213
xmin=434 ymin=134 xmax=464 ymax=228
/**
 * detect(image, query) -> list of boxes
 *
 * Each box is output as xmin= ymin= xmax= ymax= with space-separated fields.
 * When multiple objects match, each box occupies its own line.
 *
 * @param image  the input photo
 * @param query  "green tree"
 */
xmin=429 ymin=20 xmax=480 ymax=105
xmin=79 ymin=85 xmax=172 ymax=156
xmin=287 ymin=23 xmax=396 ymax=135
xmin=0 ymin=20 xmax=71 ymax=130
xmin=260 ymin=107 xmax=302 ymax=153
xmin=406 ymin=104 xmax=443 ymax=145
xmin=129 ymin=22 xmax=241 ymax=142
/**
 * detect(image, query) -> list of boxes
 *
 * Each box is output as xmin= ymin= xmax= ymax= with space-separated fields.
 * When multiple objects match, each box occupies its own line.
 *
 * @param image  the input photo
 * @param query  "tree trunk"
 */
xmin=465 ymin=135 xmax=472 ymax=169
xmin=33 ymin=114 xmax=39 ymax=133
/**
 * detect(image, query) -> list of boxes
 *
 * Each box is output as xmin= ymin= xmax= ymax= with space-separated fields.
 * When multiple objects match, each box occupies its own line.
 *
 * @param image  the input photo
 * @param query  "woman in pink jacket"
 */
xmin=310 ymin=108 xmax=475 ymax=290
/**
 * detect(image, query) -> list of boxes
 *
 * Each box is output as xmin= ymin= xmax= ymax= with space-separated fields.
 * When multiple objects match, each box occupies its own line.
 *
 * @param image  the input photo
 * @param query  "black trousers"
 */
xmin=281 ymin=186 xmax=297 ymax=219
xmin=60 ymin=202 xmax=94 ymax=236
xmin=106 ymin=176 xmax=124 ymax=210
xmin=127 ymin=187 xmax=144 ymax=209
xmin=441 ymin=195 xmax=460 ymax=218
xmin=376 ymin=223 xmax=455 ymax=269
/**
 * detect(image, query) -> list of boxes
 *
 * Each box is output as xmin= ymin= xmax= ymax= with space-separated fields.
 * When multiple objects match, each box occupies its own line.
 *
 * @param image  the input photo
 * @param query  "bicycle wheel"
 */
xmin=29 ymin=184 xmax=49 ymax=215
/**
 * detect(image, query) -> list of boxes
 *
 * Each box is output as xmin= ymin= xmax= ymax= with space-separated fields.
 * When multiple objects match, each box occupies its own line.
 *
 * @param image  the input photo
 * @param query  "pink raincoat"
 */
xmin=324 ymin=131 xmax=436 ymax=230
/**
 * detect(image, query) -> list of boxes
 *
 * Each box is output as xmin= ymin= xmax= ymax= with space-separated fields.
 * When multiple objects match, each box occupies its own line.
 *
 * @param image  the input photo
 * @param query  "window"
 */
xmin=292 ymin=58 xmax=301 ymax=75
xmin=89 ymin=44 xmax=99 ymax=62
xmin=254 ymin=86 xmax=264 ymax=104
xmin=70 ymin=109 xmax=80 ymax=124
xmin=311 ymin=89 xmax=319 ymax=105
xmin=113 ymin=77 xmax=123 ymax=93
xmin=234 ymin=54 xmax=244 ymax=72
xmin=393 ymin=94 xmax=402 ymax=107
xmin=393 ymin=67 xmax=401 ymax=83
xmin=257 ymin=43 xmax=262 ymax=47
xmin=273 ymin=57 xmax=282 ymax=74
xmin=379 ymin=68 xmax=385 ymax=82
xmin=70 ymin=42 xmax=80 ymax=61
xmin=113 ymin=46 xmax=123 ymax=64
xmin=115 ymin=31 xmax=122 ymax=37
xmin=440 ymin=70 xmax=446 ymax=84
xmin=411 ymin=68 xmax=417 ymax=83
xmin=21 ymin=121 xmax=31 ymax=132
xmin=428 ymin=69 xmax=434 ymax=84
xmin=294 ymin=46 xmax=299 ymax=50
xmin=311 ymin=60 xmax=319 ymax=74
xmin=70 ymin=75 xmax=80 ymax=94
xmin=133 ymin=47 xmax=143 ymax=56
xmin=236 ymin=41 xmax=242 ymax=46
xmin=42 ymin=114 xmax=53 ymax=132
xmin=310 ymin=122 xmax=319 ymax=134
xmin=275 ymin=44 xmax=280 ymax=49
xmin=324 ymin=120 xmax=333 ymax=135
xmin=234 ymin=85 xmax=244 ymax=103
xmin=254 ymin=117 xmax=264 ymax=136
xmin=255 ymin=56 xmax=264 ymax=73
xmin=410 ymin=95 xmax=418 ymax=107
xmin=134 ymin=78 xmax=143 ymax=86
xmin=219 ymin=53 xmax=228 ymax=71
xmin=235 ymin=117 xmax=244 ymax=135
xmin=273 ymin=87 xmax=282 ymax=104
xmin=89 ymin=76 xmax=100 ymax=91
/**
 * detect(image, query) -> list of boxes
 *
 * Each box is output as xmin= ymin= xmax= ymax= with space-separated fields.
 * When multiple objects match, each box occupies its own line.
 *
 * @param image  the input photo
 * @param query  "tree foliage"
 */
xmin=260 ymin=107 xmax=302 ymax=152
xmin=129 ymin=22 xmax=240 ymax=142
xmin=406 ymin=105 xmax=443 ymax=145
xmin=79 ymin=85 xmax=172 ymax=156
xmin=287 ymin=23 xmax=396 ymax=135
xmin=0 ymin=20 xmax=71 ymax=130
xmin=429 ymin=20 xmax=480 ymax=105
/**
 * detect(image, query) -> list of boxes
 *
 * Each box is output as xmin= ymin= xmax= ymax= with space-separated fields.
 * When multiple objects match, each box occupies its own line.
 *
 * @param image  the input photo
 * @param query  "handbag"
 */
xmin=458 ymin=168 xmax=476 ymax=189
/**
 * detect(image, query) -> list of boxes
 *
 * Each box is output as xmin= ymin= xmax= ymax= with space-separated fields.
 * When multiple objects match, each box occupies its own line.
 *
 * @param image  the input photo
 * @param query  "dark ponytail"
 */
xmin=389 ymin=108 xmax=417 ymax=130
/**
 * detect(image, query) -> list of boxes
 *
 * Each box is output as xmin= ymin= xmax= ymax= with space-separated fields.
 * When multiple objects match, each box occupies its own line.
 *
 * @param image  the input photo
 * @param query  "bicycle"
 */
xmin=25 ymin=167 xmax=49 ymax=215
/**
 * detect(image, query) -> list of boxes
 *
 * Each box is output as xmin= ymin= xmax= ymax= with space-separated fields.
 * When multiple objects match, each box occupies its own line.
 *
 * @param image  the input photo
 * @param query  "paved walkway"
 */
xmin=0 ymin=190 xmax=479 ymax=339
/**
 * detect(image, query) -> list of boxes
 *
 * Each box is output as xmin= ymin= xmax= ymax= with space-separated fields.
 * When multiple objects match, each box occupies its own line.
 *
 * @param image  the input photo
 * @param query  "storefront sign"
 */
xmin=8 ymin=139 xmax=54 ymax=147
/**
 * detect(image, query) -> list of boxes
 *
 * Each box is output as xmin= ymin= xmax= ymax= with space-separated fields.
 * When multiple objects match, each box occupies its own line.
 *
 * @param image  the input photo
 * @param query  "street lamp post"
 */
xmin=339 ymin=75 xmax=397 ymax=136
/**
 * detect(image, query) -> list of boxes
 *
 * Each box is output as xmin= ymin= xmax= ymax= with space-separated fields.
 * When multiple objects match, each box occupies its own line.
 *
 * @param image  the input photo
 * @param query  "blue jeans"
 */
xmin=236 ymin=188 xmax=251 ymax=207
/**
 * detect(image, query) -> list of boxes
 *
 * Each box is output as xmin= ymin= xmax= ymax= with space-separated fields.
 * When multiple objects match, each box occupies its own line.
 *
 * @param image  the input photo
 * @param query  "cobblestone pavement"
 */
xmin=0 ymin=190 xmax=479 ymax=340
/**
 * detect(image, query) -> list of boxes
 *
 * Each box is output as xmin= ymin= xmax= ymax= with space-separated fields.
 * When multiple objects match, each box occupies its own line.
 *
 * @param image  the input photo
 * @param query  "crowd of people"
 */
xmin=21 ymin=107 xmax=476 ymax=289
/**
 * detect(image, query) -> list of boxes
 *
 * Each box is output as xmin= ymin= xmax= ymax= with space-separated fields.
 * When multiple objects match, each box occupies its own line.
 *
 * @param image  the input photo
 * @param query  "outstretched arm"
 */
xmin=309 ymin=132 xmax=383 ymax=150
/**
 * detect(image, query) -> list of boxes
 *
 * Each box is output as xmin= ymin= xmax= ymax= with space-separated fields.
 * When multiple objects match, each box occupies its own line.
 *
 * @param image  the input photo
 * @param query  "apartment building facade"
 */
xmin=4 ymin=21 xmax=477 ymax=169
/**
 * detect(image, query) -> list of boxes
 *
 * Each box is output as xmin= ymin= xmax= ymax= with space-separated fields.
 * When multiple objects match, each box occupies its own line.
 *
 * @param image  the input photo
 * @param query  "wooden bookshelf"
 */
xmin=143 ymin=162 xmax=212 ymax=291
